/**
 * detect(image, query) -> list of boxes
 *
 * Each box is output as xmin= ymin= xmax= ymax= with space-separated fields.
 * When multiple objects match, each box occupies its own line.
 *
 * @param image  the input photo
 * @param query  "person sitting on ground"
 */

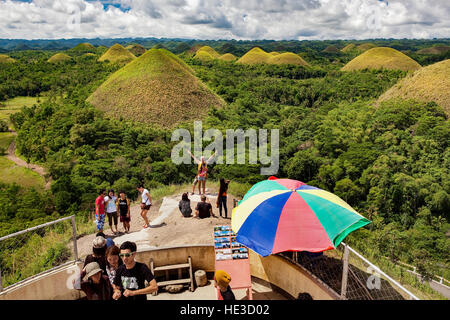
xmin=216 ymin=178 xmax=230 ymax=218
xmin=78 ymin=262 xmax=113 ymax=300
xmin=83 ymin=236 xmax=107 ymax=275
xmin=186 ymin=149 xmax=217 ymax=195
xmin=105 ymin=245 xmax=123 ymax=286
xmin=112 ymin=241 xmax=158 ymax=301
xmin=179 ymin=192 xmax=193 ymax=218
xmin=104 ymin=189 xmax=119 ymax=235
xmin=116 ymin=191 xmax=131 ymax=233
xmin=96 ymin=232 xmax=114 ymax=248
xmin=136 ymin=185 xmax=152 ymax=229
xmin=214 ymin=270 xmax=235 ymax=300
xmin=95 ymin=189 xmax=106 ymax=233
xmin=194 ymin=195 xmax=216 ymax=219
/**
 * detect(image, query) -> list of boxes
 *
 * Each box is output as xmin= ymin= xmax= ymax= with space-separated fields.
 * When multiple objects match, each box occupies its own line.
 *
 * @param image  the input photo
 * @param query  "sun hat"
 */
xmin=214 ymin=270 xmax=231 ymax=288
xmin=83 ymin=262 xmax=103 ymax=281
xmin=93 ymin=236 xmax=107 ymax=248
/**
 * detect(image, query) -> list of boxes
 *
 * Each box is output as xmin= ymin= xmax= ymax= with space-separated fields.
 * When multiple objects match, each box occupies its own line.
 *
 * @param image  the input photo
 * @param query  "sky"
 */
xmin=0 ymin=0 xmax=449 ymax=40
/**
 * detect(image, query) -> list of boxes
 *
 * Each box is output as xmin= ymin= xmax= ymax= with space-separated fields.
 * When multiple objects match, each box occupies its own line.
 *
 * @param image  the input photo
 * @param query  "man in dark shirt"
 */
xmin=112 ymin=241 xmax=157 ymax=300
xmin=195 ymin=195 xmax=216 ymax=219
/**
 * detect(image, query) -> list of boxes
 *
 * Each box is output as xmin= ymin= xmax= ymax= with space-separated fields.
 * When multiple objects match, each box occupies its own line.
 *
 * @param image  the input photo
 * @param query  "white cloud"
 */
xmin=0 ymin=0 xmax=448 ymax=39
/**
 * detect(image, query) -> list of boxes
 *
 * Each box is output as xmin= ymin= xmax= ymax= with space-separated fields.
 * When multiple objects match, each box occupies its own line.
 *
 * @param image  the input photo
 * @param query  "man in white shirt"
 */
xmin=136 ymin=185 xmax=152 ymax=229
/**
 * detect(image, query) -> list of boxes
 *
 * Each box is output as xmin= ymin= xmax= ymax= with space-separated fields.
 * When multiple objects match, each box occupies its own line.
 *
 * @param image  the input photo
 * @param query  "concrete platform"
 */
xmin=147 ymin=278 xmax=289 ymax=300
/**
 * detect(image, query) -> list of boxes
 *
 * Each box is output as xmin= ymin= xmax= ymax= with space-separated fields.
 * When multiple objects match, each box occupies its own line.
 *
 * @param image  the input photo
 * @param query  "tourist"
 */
xmin=112 ymin=241 xmax=158 ymax=300
xmin=104 ymin=189 xmax=118 ymax=235
xmin=83 ymin=236 xmax=107 ymax=274
xmin=214 ymin=270 xmax=235 ymax=300
xmin=105 ymin=245 xmax=123 ymax=286
xmin=194 ymin=195 xmax=216 ymax=219
xmin=137 ymin=185 xmax=152 ymax=229
xmin=216 ymin=178 xmax=230 ymax=218
xmin=78 ymin=262 xmax=113 ymax=300
xmin=187 ymin=150 xmax=217 ymax=195
xmin=116 ymin=191 xmax=131 ymax=233
xmin=95 ymin=189 xmax=106 ymax=233
xmin=179 ymin=192 xmax=193 ymax=217
xmin=96 ymin=231 xmax=114 ymax=248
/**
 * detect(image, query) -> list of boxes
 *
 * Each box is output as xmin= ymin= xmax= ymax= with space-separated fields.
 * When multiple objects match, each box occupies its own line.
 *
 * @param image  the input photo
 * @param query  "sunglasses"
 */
xmin=119 ymin=252 xmax=135 ymax=258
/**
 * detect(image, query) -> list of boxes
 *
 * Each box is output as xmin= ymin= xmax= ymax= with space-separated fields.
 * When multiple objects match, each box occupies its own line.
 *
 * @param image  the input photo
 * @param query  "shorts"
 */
xmin=96 ymin=214 xmax=105 ymax=230
xmin=141 ymin=204 xmax=151 ymax=211
xmin=107 ymin=211 xmax=118 ymax=225
xmin=198 ymin=175 xmax=206 ymax=181
xmin=120 ymin=215 xmax=130 ymax=222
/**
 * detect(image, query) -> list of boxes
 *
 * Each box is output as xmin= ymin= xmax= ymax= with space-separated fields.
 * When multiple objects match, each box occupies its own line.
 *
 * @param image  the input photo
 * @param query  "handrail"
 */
xmin=0 ymin=215 xmax=75 ymax=242
xmin=342 ymin=242 xmax=420 ymax=300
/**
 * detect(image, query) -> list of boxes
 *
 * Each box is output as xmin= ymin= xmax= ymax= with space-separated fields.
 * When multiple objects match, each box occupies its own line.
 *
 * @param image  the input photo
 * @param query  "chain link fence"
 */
xmin=0 ymin=216 xmax=78 ymax=292
xmin=280 ymin=242 xmax=420 ymax=300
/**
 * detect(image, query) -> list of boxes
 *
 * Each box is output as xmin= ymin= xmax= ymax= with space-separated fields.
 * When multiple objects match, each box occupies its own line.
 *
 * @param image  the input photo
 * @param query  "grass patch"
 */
xmin=0 ymin=96 xmax=39 ymax=126
xmin=0 ymin=157 xmax=45 ymax=189
xmin=0 ymin=132 xmax=14 ymax=150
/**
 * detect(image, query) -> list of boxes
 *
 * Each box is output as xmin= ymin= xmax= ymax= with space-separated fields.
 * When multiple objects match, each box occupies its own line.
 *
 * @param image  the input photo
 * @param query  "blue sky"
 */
xmin=1 ymin=0 xmax=449 ymax=40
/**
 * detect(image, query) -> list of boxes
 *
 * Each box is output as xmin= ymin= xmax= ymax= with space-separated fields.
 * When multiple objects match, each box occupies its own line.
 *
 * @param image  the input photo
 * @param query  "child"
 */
xmin=214 ymin=270 xmax=235 ymax=300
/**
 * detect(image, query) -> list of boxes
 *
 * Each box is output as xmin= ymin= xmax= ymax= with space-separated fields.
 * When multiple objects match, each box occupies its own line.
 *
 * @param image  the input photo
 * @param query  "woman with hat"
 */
xmin=78 ymin=262 xmax=113 ymax=300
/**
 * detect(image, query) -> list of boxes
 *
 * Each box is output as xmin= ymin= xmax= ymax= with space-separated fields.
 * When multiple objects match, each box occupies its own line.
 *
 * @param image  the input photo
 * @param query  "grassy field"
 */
xmin=0 ymin=96 xmax=39 ymax=126
xmin=0 ymin=157 xmax=45 ymax=189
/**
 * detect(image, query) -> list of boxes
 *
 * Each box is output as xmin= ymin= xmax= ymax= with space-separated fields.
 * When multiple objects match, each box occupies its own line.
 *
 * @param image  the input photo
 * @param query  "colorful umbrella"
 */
xmin=231 ymin=177 xmax=371 ymax=257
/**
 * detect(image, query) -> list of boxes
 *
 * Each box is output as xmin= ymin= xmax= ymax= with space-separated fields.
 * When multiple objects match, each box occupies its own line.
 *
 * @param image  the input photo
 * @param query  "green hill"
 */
xmin=416 ymin=45 xmax=450 ymax=55
xmin=342 ymin=47 xmax=421 ymax=72
xmin=378 ymin=59 xmax=450 ymax=115
xmin=0 ymin=54 xmax=16 ymax=64
xmin=194 ymin=46 xmax=220 ymax=60
xmin=341 ymin=44 xmax=356 ymax=52
xmin=218 ymin=53 xmax=237 ymax=62
xmin=269 ymin=52 xmax=280 ymax=56
xmin=98 ymin=44 xmax=136 ymax=64
xmin=237 ymin=47 xmax=271 ymax=64
xmin=357 ymin=43 xmax=377 ymax=52
xmin=268 ymin=52 xmax=309 ymax=66
xmin=194 ymin=50 xmax=215 ymax=61
xmin=47 ymin=53 xmax=72 ymax=63
xmin=87 ymin=48 xmax=224 ymax=127
xmin=323 ymin=45 xmax=340 ymax=53
xmin=126 ymin=44 xmax=146 ymax=57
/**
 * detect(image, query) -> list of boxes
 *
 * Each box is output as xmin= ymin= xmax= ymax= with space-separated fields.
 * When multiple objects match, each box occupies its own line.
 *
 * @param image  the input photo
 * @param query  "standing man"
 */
xmin=95 ymin=189 xmax=106 ymax=233
xmin=116 ymin=191 xmax=131 ymax=233
xmin=104 ymin=189 xmax=118 ymax=235
xmin=112 ymin=241 xmax=157 ymax=300
xmin=137 ymin=185 xmax=152 ymax=229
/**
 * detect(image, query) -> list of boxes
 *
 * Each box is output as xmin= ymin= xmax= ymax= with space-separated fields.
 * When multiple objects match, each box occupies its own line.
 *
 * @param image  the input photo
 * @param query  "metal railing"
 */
xmin=281 ymin=242 xmax=420 ymax=300
xmin=0 ymin=215 xmax=79 ymax=292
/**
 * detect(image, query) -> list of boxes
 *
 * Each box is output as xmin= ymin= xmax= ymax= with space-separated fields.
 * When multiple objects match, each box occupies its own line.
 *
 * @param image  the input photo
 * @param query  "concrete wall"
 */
xmin=0 ymin=245 xmax=338 ymax=300
xmin=0 ymin=261 xmax=86 ymax=300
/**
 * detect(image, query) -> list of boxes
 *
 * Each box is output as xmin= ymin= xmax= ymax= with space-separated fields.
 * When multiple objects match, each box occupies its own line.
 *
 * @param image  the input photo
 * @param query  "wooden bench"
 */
xmin=149 ymin=256 xmax=194 ymax=295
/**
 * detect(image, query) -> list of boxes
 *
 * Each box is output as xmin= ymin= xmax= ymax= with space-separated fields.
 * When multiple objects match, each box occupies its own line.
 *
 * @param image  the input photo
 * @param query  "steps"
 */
xmin=150 ymin=256 xmax=195 ymax=295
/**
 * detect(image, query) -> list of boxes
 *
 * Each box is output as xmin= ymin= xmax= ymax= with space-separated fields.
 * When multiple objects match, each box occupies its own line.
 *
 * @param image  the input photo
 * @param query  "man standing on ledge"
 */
xmin=137 ymin=185 xmax=152 ymax=229
xmin=112 ymin=241 xmax=157 ymax=300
